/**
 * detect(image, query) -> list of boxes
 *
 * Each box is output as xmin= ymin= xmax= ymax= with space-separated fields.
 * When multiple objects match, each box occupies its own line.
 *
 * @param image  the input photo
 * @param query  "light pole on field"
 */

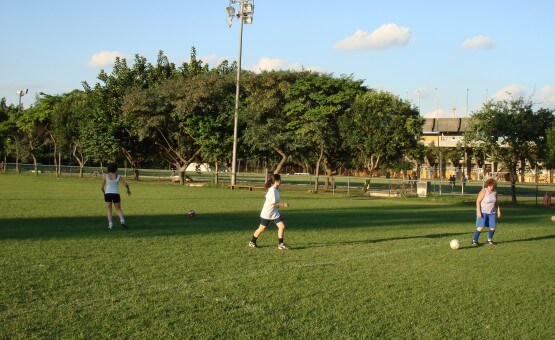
xmin=226 ymin=0 xmax=254 ymax=186
xmin=16 ymin=88 xmax=28 ymax=113
xmin=15 ymin=89 xmax=28 ymax=174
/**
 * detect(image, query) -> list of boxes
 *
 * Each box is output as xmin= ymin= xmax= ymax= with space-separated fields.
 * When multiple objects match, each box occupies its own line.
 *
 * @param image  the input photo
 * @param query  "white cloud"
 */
xmin=536 ymin=85 xmax=555 ymax=109
xmin=492 ymin=84 xmax=527 ymax=102
xmin=199 ymin=54 xmax=223 ymax=66
xmin=461 ymin=35 xmax=494 ymax=49
xmin=248 ymin=57 xmax=324 ymax=73
xmin=87 ymin=51 xmax=128 ymax=68
xmin=486 ymin=84 xmax=555 ymax=109
xmin=334 ymin=23 xmax=411 ymax=51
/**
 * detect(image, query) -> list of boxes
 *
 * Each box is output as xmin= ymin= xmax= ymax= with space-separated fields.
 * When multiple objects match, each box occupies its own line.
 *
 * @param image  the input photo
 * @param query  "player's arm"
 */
xmin=101 ymin=175 xmax=106 ymax=194
xmin=496 ymin=199 xmax=501 ymax=218
xmin=476 ymin=189 xmax=485 ymax=217
xmin=274 ymin=202 xmax=289 ymax=208
xmin=119 ymin=177 xmax=131 ymax=195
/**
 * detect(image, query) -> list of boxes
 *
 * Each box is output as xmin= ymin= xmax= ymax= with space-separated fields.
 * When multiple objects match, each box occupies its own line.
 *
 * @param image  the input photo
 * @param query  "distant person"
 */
xmin=462 ymin=175 xmax=467 ymax=187
xmin=472 ymin=178 xmax=501 ymax=246
xmin=101 ymin=163 xmax=131 ymax=229
xmin=248 ymin=173 xmax=290 ymax=250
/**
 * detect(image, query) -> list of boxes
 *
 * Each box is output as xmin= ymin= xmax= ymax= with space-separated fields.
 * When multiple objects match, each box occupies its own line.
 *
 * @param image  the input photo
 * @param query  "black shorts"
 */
xmin=104 ymin=193 xmax=121 ymax=203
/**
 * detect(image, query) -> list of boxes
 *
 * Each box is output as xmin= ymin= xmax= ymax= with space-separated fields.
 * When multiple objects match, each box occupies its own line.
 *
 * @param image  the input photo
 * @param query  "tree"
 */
xmin=0 ymin=98 xmax=17 ymax=171
xmin=284 ymin=72 xmax=366 ymax=191
xmin=545 ymin=125 xmax=555 ymax=169
xmin=339 ymin=90 xmax=424 ymax=178
xmin=122 ymin=67 xmax=235 ymax=184
xmin=465 ymin=97 xmax=554 ymax=203
xmin=242 ymin=70 xmax=302 ymax=174
xmin=14 ymin=96 xmax=53 ymax=175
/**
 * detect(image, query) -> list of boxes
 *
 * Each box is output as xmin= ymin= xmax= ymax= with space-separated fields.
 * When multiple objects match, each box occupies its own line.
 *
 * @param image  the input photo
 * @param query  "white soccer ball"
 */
xmin=551 ymin=215 xmax=555 ymax=222
xmin=450 ymin=239 xmax=461 ymax=250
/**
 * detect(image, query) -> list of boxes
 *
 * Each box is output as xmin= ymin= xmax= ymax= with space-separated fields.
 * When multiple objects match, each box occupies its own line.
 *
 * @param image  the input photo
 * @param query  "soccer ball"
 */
xmin=187 ymin=210 xmax=196 ymax=218
xmin=450 ymin=239 xmax=461 ymax=250
xmin=551 ymin=215 xmax=555 ymax=222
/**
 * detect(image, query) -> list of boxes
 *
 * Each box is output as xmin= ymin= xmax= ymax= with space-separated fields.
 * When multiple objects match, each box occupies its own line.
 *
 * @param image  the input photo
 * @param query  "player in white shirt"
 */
xmin=249 ymin=173 xmax=290 ymax=249
xmin=101 ymin=163 xmax=131 ymax=229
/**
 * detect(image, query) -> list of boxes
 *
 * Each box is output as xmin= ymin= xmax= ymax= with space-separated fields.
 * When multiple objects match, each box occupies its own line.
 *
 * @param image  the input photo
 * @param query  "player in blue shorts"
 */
xmin=472 ymin=178 xmax=501 ymax=246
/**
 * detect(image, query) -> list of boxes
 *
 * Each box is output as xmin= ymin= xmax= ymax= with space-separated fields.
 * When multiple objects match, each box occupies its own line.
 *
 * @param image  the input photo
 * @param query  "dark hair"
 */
xmin=107 ymin=163 xmax=118 ymax=173
xmin=265 ymin=173 xmax=281 ymax=189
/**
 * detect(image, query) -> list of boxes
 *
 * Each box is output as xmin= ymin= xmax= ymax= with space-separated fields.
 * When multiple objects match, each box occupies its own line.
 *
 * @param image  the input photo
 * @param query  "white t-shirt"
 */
xmin=104 ymin=174 xmax=120 ymax=194
xmin=260 ymin=186 xmax=280 ymax=220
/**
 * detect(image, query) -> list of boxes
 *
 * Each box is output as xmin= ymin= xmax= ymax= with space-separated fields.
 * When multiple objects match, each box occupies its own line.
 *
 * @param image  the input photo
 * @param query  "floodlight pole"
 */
xmin=17 ymin=89 xmax=28 ymax=113
xmin=230 ymin=12 xmax=245 ymax=187
xmin=15 ymin=89 xmax=28 ymax=174
xmin=227 ymin=0 xmax=254 ymax=186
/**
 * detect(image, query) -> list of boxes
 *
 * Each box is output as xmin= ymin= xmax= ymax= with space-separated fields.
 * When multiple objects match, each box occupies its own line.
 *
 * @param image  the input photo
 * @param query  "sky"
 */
xmin=1 ymin=0 xmax=554 ymax=118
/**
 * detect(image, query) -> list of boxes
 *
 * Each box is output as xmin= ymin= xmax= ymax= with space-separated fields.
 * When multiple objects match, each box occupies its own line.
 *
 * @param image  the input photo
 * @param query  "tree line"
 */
xmin=1 ymin=48 xmax=554 ymax=199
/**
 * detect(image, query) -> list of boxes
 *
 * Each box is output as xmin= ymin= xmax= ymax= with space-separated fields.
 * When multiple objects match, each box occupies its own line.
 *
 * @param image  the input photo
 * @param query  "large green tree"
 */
xmin=284 ymin=72 xmax=366 ymax=191
xmin=339 ymin=90 xmax=424 ymax=177
xmin=122 ymin=65 xmax=235 ymax=183
xmin=241 ymin=70 xmax=302 ymax=174
xmin=465 ymin=97 xmax=554 ymax=203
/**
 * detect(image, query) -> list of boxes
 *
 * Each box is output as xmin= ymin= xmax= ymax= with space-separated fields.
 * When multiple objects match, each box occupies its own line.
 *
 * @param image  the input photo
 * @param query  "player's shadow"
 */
xmin=453 ymin=234 xmax=555 ymax=251
xmin=293 ymin=232 xmax=469 ymax=250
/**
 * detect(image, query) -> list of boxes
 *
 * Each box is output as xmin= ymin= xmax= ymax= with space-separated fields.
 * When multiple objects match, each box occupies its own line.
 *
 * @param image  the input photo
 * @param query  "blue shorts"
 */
xmin=260 ymin=216 xmax=283 ymax=227
xmin=476 ymin=212 xmax=497 ymax=228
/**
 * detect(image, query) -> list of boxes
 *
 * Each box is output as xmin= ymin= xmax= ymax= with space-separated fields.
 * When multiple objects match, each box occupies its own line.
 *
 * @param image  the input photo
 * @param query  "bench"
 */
xmin=230 ymin=185 xmax=265 ymax=191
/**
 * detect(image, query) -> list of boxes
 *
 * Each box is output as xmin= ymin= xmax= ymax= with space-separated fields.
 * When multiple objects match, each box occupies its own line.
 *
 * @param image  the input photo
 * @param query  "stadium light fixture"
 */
xmin=16 ymin=88 xmax=28 ymax=112
xmin=226 ymin=0 xmax=255 ymax=186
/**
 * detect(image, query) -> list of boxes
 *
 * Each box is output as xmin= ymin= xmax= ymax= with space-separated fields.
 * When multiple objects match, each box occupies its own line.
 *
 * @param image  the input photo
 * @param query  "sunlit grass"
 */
xmin=1 ymin=174 xmax=553 ymax=338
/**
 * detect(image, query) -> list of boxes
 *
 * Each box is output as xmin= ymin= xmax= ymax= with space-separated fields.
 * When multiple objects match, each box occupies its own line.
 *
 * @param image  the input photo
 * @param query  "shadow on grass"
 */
xmin=498 ymin=234 xmax=555 ymax=243
xmin=0 ymin=201 xmax=550 ymax=241
xmin=454 ymin=234 xmax=555 ymax=251
xmin=292 ymin=232 xmax=471 ymax=250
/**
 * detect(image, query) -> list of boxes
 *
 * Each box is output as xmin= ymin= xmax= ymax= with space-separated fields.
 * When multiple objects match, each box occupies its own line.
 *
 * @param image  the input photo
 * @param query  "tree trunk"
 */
xmin=520 ymin=159 xmax=526 ymax=183
xmin=510 ymin=165 xmax=518 ymax=204
xmin=32 ymin=154 xmax=39 ymax=176
xmin=313 ymin=145 xmax=324 ymax=193
xmin=273 ymin=147 xmax=288 ymax=174
xmin=57 ymin=152 xmax=62 ymax=177
xmin=324 ymin=168 xmax=333 ymax=191
xmin=214 ymin=161 xmax=219 ymax=184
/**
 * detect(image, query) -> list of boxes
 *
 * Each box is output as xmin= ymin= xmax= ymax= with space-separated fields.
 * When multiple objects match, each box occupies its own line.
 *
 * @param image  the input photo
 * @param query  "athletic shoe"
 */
xmin=487 ymin=239 xmax=496 ymax=245
xmin=248 ymin=241 xmax=258 ymax=248
xmin=471 ymin=240 xmax=481 ymax=247
xmin=108 ymin=222 xmax=113 ymax=229
xmin=278 ymin=243 xmax=289 ymax=250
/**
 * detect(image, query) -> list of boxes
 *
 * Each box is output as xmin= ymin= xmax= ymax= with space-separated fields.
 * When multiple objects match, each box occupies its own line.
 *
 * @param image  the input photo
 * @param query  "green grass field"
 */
xmin=1 ymin=174 xmax=554 ymax=338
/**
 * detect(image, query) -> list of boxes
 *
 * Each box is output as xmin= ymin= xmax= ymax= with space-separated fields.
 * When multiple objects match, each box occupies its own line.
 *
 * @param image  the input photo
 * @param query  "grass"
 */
xmin=0 ymin=174 xmax=554 ymax=338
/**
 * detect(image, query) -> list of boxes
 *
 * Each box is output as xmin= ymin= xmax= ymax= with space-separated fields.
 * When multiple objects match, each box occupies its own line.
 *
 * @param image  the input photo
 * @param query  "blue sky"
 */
xmin=1 ymin=0 xmax=554 ymax=118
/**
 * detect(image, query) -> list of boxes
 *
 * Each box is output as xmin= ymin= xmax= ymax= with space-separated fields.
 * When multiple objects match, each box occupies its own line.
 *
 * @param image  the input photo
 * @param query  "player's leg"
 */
xmin=249 ymin=219 xmax=269 ymax=248
xmin=275 ymin=218 xmax=288 ymax=249
xmin=472 ymin=213 xmax=486 ymax=246
xmin=114 ymin=201 xmax=127 ymax=228
xmin=487 ymin=214 xmax=497 ymax=245
xmin=105 ymin=201 xmax=113 ymax=229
